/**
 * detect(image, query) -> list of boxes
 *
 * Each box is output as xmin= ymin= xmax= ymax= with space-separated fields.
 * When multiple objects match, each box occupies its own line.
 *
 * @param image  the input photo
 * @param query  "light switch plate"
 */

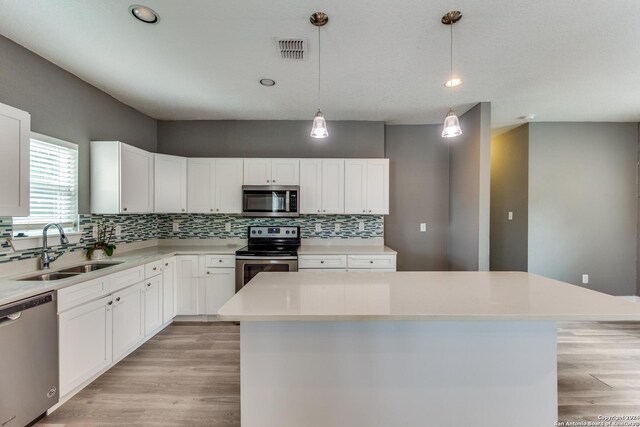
xmin=92 ymin=225 xmax=98 ymax=239
xmin=582 ymin=274 xmax=589 ymax=284
xmin=358 ymin=221 xmax=365 ymax=232
xmin=315 ymin=223 xmax=322 ymax=232
xmin=334 ymin=223 xmax=341 ymax=232
xmin=225 ymin=222 xmax=231 ymax=232
xmin=115 ymin=225 xmax=122 ymax=237
xmin=172 ymin=222 xmax=180 ymax=232
xmin=508 ymin=211 xmax=514 ymax=221
xmin=420 ymin=223 xmax=427 ymax=232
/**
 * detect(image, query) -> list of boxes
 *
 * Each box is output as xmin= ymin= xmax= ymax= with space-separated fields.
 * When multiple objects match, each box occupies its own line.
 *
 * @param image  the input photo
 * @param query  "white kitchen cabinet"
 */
xmin=203 ymin=267 xmax=236 ymax=315
xmin=162 ymin=257 xmax=177 ymax=323
xmin=215 ymin=158 xmax=243 ymax=213
xmin=59 ymin=295 xmax=113 ymax=397
xmin=244 ymin=158 xmax=299 ymax=185
xmin=347 ymin=254 xmax=397 ymax=271
xmin=187 ymin=158 xmax=243 ymax=213
xmin=345 ymin=159 xmax=389 ymax=215
xmin=154 ymin=153 xmax=187 ymax=213
xmin=90 ymin=141 xmax=154 ymax=214
xmin=112 ymin=282 xmax=145 ymax=360
xmin=144 ymin=275 xmax=163 ymax=335
xmin=0 ymin=102 xmax=30 ymax=216
xmin=300 ymin=159 xmax=344 ymax=214
xmin=176 ymin=255 xmax=200 ymax=315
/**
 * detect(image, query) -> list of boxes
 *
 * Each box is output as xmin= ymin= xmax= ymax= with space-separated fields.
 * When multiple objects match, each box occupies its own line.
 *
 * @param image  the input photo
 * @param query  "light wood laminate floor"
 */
xmin=38 ymin=321 xmax=640 ymax=426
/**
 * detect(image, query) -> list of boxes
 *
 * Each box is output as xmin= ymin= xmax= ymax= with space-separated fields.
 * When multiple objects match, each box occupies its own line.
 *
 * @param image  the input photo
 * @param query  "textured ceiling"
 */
xmin=1 ymin=0 xmax=639 ymax=129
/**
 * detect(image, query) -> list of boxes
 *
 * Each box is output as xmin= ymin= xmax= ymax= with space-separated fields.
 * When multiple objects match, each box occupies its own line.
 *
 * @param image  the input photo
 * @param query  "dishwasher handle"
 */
xmin=0 ymin=292 xmax=55 ymax=324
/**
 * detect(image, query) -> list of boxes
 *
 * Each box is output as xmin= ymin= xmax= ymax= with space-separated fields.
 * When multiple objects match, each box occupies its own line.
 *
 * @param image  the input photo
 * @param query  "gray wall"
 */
xmin=528 ymin=122 xmax=638 ymax=295
xmin=158 ymin=120 xmax=384 ymax=158
xmin=384 ymin=124 xmax=449 ymax=271
xmin=490 ymin=124 xmax=529 ymax=271
xmin=0 ymin=35 xmax=157 ymax=213
xmin=448 ymin=103 xmax=492 ymax=271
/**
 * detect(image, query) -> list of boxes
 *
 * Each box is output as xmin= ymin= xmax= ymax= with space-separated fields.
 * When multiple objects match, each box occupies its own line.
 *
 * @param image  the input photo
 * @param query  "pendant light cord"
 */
xmin=318 ymin=26 xmax=321 ymax=110
xmin=449 ymin=20 xmax=453 ymax=108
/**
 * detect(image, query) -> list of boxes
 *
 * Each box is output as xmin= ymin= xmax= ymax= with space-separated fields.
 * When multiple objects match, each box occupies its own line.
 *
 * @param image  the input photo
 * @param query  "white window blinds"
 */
xmin=13 ymin=137 xmax=78 ymax=231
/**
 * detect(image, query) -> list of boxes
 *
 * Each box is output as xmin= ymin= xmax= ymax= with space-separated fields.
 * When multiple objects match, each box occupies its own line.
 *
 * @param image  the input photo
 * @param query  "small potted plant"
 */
xmin=87 ymin=222 xmax=117 ymax=260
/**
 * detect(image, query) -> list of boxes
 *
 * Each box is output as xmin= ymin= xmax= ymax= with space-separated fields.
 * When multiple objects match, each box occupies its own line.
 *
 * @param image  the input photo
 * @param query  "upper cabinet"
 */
xmin=91 ymin=141 xmax=154 ymax=214
xmin=345 ymin=159 xmax=389 ymax=215
xmin=243 ymin=158 xmax=299 ymax=185
xmin=154 ymin=154 xmax=187 ymax=213
xmin=187 ymin=158 xmax=243 ymax=213
xmin=0 ymin=102 xmax=30 ymax=216
xmin=300 ymin=159 xmax=344 ymax=214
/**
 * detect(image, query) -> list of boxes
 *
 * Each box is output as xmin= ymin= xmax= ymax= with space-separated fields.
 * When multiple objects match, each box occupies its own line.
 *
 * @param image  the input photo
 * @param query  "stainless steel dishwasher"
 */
xmin=0 ymin=292 xmax=59 ymax=427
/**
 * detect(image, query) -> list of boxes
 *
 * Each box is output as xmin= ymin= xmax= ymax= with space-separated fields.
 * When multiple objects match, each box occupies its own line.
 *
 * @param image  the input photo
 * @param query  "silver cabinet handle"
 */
xmin=370 ymin=260 xmax=374 ymax=264
xmin=323 ymin=210 xmax=326 ymax=212
xmin=320 ymin=260 xmax=324 ymax=264
xmin=266 ymin=180 xmax=270 ymax=183
xmin=369 ymin=210 xmax=372 ymax=213
xmin=116 ymin=297 xmax=121 ymax=302
xmin=210 ymin=208 xmax=214 ymax=212
xmin=147 ymin=283 xmax=151 ymax=287
xmin=165 ymin=263 xmax=169 ymax=267
xmin=317 ymin=210 xmax=320 ymax=212
xmin=273 ymin=180 xmax=276 ymax=183
xmin=362 ymin=210 xmax=365 ymax=213
xmin=123 ymin=207 xmax=128 ymax=211
xmin=218 ymin=259 xmax=222 ymax=263
xmin=216 ymin=208 xmax=219 ymax=211
xmin=181 ymin=209 xmax=185 ymax=212
xmin=107 ymin=301 xmax=113 ymax=306
xmin=207 ymin=271 xmax=210 ymax=275
xmin=153 ymin=267 xmax=157 ymax=271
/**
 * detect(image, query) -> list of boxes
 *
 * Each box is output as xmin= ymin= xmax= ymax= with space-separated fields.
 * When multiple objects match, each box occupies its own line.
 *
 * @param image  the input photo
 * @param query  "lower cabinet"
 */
xmin=299 ymin=254 xmax=397 ymax=273
xmin=144 ymin=275 xmax=163 ymax=335
xmin=58 ymin=295 xmax=113 ymax=397
xmin=112 ymin=282 xmax=145 ymax=361
xmin=176 ymin=255 xmax=236 ymax=316
xmin=162 ymin=257 xmax=177 ymax=322
xmin=204 ymin=268 xmax=235 ymax=315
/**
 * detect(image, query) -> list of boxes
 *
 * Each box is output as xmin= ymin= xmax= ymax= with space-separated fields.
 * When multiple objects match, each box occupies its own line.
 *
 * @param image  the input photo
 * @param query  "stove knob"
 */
xmin=252 ymin=230 xmax=256 ymax=234
xmin=292 ymin=230 xmax=296 ymax=234
xmin=286 ymin=230 xmax=290 ymax=234
xmin=258 ymin=230 xmax=262 ymax=234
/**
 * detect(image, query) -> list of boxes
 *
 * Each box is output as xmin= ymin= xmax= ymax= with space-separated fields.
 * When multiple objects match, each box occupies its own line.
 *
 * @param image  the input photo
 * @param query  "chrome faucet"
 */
xmin=41 ymin=223 xmax=69 ymax=270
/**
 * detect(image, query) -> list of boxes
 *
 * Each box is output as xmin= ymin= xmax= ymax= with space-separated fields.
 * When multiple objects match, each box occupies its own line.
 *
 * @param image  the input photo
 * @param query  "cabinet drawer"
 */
xmin=205 ymin=255 xmax=235 ymax=268
xmin=299 ymin=255 xmax=347 ymax=269
xmin=58 ymin=276 xmax=109 ymax=312
xmin=145 ymin=260 xmax=163 ymax=278
xmin=299 ymin=268 xmax=347 ymax=273
xmin=109 ymin=265 xmax=145 ymax=293
xmin=347 ymin=255 xmax=396 ymax=270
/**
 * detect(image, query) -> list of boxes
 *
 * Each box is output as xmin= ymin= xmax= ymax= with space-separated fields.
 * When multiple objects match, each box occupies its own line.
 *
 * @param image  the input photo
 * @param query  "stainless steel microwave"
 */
xmin=242 ymin=186 xmax=299 ymax=217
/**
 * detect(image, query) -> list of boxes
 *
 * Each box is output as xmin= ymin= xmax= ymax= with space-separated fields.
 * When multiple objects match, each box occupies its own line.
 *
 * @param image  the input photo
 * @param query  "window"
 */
xmin=13 ymin=133 xmax=78 ymax=233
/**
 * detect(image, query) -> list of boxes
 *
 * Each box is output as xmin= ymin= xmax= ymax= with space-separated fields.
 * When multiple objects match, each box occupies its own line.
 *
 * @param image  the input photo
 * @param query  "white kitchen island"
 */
xmin=218 ymin=271 xmax=640 ymax=427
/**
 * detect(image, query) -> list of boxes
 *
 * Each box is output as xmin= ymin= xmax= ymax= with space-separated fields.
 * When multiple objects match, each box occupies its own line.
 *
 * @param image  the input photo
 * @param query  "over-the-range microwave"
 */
xmin=241 ymin=185 xmax=299 ymax=217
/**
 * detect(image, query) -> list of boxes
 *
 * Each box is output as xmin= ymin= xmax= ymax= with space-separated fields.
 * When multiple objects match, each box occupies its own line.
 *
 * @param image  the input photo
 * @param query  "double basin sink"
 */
xmin=19 ymin=262 xmax=123 ymax=281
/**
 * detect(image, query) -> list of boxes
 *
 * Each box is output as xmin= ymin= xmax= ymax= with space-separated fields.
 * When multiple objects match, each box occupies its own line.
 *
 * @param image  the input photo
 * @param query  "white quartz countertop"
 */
xmin=298 ymin=245 xmax=396 ymax=255
xmin=218 ymin=271 xmax=640 ymax=321
xmin=0 ymin=243 xmax=244 ymax=307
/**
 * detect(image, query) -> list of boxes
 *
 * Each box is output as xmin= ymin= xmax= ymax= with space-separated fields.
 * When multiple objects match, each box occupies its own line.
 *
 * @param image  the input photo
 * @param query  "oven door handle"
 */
xmin=236 ymin=256 xmax=298 ymax=261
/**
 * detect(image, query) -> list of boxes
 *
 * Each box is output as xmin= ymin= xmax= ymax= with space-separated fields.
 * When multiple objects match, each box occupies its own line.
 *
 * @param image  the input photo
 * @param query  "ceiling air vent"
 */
xmin=277 ymin=38 xmax=306 ymax=60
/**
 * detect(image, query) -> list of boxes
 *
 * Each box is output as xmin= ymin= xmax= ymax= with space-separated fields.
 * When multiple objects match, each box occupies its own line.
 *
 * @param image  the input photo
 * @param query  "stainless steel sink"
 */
xmin=17 ymin=262 xmax=123 ymax=281
xmin=18 ymin=272 xmax=81 ymax=281
xmin=58 ymin=262 xmax=123 ymax=273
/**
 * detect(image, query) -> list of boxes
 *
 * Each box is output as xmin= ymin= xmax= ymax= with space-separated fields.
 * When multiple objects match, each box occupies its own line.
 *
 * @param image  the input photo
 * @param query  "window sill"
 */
xmin=8 ymin=232 xmax=83 ymax=252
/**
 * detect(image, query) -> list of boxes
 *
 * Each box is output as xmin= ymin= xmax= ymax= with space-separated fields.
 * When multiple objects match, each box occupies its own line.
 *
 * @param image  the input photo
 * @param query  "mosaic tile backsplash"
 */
xmin=0 ymin=214 xmax=383 ymax=264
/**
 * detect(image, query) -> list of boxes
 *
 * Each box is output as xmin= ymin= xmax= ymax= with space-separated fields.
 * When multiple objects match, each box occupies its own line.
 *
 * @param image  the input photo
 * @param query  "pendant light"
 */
xmin=441 ymin=11 xmax=463 ymax=138
xmin=310 ymin=12 xmax=329 ymax=138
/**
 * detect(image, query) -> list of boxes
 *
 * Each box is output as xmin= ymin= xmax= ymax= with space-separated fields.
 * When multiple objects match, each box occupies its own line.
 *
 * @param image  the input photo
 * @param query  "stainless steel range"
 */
xmin=235 ymin=226 xmax=300 ymax=292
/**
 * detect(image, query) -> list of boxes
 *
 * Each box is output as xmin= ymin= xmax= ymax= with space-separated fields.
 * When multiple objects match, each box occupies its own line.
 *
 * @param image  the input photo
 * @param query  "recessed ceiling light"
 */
xmin=444 ymin=78 xmax=463 ymax=88
xmin=259 ymin=79 xmax=276 ymax=87
xmin=129 ymin=5 xmax=159 ymax=24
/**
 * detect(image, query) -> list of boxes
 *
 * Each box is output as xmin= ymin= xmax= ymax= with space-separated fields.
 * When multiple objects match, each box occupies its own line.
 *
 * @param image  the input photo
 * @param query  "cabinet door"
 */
xmin=322 ymin=159 xmax=345 ymax=214
xmin=120 ymin=143 xmax=154 ymax=213
xmin=187 ymin=158 xmax=216 ymax=213
xmin=144 ymin=275 xmax=163 ymax=335
xmin=59 ymin=295 xmax=113 ymax=397
xmin=0 ymin=102 xmax=30 ymax=216
xmin=162 ymin=257 xmax=177 ymax=323
xmin=215 ymin=158 xmax=243 ymax=213
xmin=176 ymin=255 xmax=199 ymax=315
xmin=271 ymin=158 xmax=299 ymax=185
xmin=299 ymin=159 xmax=322 ymax=214
xmin=344 ymin=159 xmax=367 ymax=214
xmin=154 ymin=153 xmax=187 ymax=213
xmin=112 ymin=282 xmax=145 ymax=360
xmin=204 ymin=268 xmax=236 ymax=315
xmin=366 ymin=159 xmax=389 ymax=214
xmin=243 ymin=158 xmax=271 ymax=185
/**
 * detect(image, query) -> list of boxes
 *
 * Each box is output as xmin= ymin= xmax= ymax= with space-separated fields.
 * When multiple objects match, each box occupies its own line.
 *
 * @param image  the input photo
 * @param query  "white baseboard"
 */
xmin=618 ymin=296 xmax=640 ymax=303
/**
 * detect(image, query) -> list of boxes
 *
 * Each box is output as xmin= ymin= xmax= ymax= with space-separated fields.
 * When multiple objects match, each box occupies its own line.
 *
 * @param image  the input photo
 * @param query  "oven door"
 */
xmin=235 ymin=257 xmax=298 ymax=292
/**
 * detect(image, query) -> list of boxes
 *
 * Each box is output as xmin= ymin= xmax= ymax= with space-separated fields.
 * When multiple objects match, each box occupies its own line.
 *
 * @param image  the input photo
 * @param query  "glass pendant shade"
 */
xmin=441 ymin=109 xmax=462 ymax=138
xmin=310 ymin=109 xmax=329 ymax=138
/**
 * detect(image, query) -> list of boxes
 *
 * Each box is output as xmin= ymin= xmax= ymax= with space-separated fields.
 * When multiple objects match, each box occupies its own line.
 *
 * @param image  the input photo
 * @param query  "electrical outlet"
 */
xmin=115 ymin=225 xmax=122 ymax=237
xmin=420 ymin=223 xmax=427 ymax=232
xmin=225 ymin=222 xmax=232 ymax=232
xmin=508 ymin=211 xmax=514 ymax=221
xmin=315 ymin=223 xmax=322 ymax=232
xmin=92 ymin=225 xmax=98 ymax=239
xmin=358 ymin=221 xmax=365 ymax=232
xmin=172 ymin=222 xmax=180 ymax=232
xmin=334 ymin=223 xmax=341 ymax=232
xmin=582 ymin=274 xmax=589 ymax=284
